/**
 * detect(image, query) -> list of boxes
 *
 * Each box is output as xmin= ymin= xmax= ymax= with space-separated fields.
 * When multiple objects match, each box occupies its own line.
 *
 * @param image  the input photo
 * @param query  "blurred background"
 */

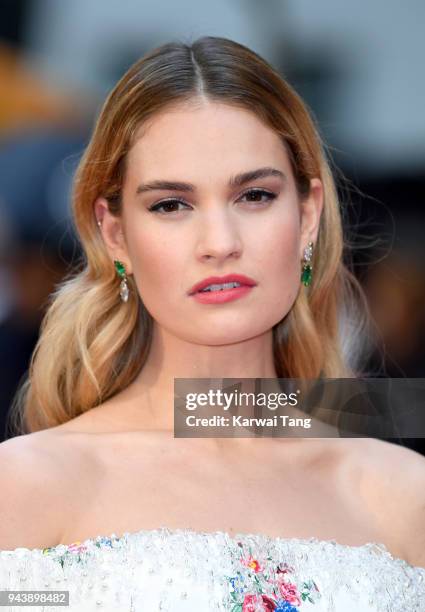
xmin=0 ymin=0 xmax=424 ymax=452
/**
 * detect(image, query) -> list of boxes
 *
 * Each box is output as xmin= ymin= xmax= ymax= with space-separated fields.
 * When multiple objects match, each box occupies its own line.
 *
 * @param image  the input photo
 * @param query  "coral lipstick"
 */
xmin=188 ymin=274 xmax=257 ymax=305
xmin=192 ymin=284 xmax=254 ymax=304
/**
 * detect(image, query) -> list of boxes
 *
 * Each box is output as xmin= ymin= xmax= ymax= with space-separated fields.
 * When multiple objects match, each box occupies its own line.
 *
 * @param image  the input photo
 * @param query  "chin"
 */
xmin=182 ymin=322 xmax=272 ymax=347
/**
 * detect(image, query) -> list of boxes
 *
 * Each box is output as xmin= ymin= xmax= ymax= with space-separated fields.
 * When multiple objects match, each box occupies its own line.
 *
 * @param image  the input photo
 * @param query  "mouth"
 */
xmin=188 ymin=274 xmax=257 ymax=296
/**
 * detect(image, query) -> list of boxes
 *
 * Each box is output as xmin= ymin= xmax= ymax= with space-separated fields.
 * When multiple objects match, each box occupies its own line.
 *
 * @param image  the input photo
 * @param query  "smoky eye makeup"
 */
xmin=146 ymin=187 xmax=279 ymax=215
xmin=147 ymin=199 xmax=191 ymax=214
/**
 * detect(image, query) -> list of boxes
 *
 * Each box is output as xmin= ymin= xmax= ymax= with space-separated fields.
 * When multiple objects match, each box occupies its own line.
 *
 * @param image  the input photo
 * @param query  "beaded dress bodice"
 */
xmin=0 ymin=527 xmax=424 ymax=611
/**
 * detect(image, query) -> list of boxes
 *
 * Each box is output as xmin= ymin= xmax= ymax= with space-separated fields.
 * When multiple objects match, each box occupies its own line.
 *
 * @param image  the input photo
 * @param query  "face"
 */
xmin=97 ymin=101 xmax=323 ymax=345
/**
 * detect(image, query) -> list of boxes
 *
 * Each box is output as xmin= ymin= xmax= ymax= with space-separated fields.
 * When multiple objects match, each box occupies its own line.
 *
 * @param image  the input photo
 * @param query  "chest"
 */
xmin=60 ymin=439 xmax=381 ymax=548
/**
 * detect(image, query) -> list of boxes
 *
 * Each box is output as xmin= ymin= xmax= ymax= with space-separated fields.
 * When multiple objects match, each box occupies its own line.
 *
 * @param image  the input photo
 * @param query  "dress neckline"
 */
xmin=2 ymin=525 xmax=424 ymax=571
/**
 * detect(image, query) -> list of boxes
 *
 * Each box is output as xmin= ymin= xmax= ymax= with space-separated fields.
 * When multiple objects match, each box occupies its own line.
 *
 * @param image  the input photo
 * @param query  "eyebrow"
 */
xmin=135 ymin=166 xmax=286 ymax=195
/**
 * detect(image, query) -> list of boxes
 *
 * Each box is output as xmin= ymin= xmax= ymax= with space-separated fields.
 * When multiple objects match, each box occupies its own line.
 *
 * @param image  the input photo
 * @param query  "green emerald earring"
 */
xmin=114 ymin=260 xmax=129 ymax=302
xmin=301 ymin=241 xmax=314 ymax=287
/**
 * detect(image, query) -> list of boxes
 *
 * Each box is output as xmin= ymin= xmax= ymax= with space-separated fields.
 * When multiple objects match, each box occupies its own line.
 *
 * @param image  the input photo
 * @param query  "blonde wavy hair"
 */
xmin=10 ymin=36 xmax=374 ymax=435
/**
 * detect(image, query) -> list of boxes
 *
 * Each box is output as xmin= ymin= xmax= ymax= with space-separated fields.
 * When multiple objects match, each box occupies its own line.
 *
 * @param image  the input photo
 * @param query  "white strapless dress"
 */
xmin=0 ymin=527 xmax=424 ymax=611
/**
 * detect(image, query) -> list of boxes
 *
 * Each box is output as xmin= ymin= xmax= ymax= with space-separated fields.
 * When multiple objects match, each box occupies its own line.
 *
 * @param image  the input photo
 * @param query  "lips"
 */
xmin=188 ymin=274 xmax=257 ymax=296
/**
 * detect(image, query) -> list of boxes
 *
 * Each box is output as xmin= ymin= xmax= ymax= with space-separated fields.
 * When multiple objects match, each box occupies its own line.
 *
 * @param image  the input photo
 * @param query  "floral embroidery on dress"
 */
xmin=41 ymin=536 xmax=116 ymax=568
xmin=4 ymin=528 xmax=423 ymax=610
xmin=226 ymin=541 xmax=321 ymax=611
xmin=42 ymin=541 xmax=87 ymax=569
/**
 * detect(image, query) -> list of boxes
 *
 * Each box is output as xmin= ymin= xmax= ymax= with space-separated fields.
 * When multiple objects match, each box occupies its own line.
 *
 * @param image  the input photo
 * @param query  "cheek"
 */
xmin=264 ymin=230 xmax=298 ymax=267
xmin=259 ymin=218 xmax=301 ymax=308
xmin=126 ymin=228 xmax=186 ymax=304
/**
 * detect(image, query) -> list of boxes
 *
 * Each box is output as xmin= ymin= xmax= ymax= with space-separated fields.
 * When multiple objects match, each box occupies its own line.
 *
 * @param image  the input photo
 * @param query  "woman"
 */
xmin=0 ymin=36 xmax=424 ymax=611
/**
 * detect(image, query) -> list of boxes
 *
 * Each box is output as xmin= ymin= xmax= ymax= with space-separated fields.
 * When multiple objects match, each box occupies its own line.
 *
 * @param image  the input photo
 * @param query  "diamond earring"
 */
xmin=114 ymin=260 xmax=129 ymax=302
xmin=301 ymin=241 xmax=314 ymax=287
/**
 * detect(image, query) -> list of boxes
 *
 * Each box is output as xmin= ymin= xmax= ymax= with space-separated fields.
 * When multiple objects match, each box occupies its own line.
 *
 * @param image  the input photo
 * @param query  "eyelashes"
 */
xmin=147 ymin=188 xmax=277 ymax=215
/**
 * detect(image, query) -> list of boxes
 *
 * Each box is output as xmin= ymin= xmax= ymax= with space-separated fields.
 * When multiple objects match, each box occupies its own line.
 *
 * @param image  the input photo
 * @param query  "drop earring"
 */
xmin=301 ymin=241 xmax=314 ymax=287
xmin=114 ymin=260 xmax=129 ymax=302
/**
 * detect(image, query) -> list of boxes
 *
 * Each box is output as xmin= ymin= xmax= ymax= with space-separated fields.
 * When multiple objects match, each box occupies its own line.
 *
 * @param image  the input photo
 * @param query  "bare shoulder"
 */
xmin=0 ymin=426 xmax=92 ymax=552
xmin=347 ymin=437 xmax=425 ymax=568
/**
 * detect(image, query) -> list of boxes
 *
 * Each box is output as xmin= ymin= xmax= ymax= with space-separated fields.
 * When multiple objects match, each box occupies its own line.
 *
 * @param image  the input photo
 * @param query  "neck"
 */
xmin=123 ymin=324 xmax=278 ymax=431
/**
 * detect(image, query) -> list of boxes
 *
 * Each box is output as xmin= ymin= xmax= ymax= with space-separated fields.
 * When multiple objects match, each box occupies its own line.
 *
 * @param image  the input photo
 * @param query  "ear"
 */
xmin=299 ymin=178 xmax=323 ymax=256
xmin=94 ymin=197 xmax=133 ymax=274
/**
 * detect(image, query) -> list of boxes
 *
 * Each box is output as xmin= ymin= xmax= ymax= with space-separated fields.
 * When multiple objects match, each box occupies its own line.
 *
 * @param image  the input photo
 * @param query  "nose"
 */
xmin=195 ymin=207 xmax=243 ymax=263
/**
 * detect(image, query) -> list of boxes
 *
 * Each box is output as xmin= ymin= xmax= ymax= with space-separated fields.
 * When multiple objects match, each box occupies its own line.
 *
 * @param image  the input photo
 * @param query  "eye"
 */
xmin=147 ymin=199 xmax=192 ymax=214
xmin=147 ymin=189 xmax=277 ymax=215
xmin=238 ymin=188 xmax=277 ymax=205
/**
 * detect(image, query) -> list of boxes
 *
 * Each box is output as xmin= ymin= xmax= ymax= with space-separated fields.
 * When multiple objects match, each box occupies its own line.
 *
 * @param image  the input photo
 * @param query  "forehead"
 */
xmin=126 ymin=101 xmax=292 ymax=183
